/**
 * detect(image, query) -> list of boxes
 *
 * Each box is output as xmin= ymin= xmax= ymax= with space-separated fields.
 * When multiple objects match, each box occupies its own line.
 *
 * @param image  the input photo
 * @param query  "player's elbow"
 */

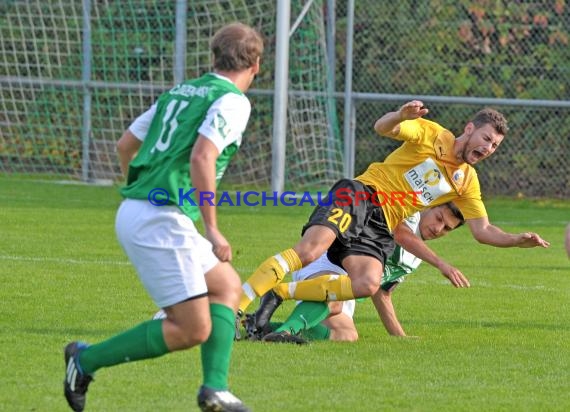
xmin=473 ymin=232 xmax=492 ymax=245
xmin=469 ymin=225 xmax=495 ymax=245
xmin=116 ymin=131 xmax=141 ymax=160
xmin=116 ymin=133 xmax=127 ymax=152
xmin=116 ymin=138 xmax=128 ymax=160
xmin=190 ymin=149 xmax=218 ymax=171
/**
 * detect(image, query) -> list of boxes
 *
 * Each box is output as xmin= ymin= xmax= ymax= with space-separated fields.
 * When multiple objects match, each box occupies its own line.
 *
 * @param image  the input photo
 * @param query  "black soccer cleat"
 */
xmin=262 ymin=330 xmax=308 ymax=345
xmin=243 ymin=313 xmax=273 ymax=341
xmin=63 ymin=341 xmax=93 ymax=412
xmin=197 ymin=386 xmax=251 ymax=412
xmin=243 ymin=313 xmax=260 ymax=341
xmin=234 ymin=310 xmax=244 ymax=341
xmin=254 ymin=290 xmax=283 ymax=332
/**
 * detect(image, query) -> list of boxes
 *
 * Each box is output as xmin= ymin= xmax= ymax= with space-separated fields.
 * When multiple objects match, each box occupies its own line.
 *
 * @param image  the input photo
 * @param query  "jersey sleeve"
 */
xmin=198 ymin=93 xmax=251 ymax=154
xmin=393 ymin=120 xmax=421 ymax=143
xmin=128 ymin=104 xmax=157 ymax=141
xmin=401 ymin=212 xmax=421 ymax=234
xmin=396 ymin=118 xmax=443 ymax=145
xmin=452 ymin=175 xmax=488 ymax=219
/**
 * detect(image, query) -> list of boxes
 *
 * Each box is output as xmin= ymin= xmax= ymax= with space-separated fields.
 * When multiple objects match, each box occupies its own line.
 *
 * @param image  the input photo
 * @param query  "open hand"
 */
xmin=516 ymin=232 xmax=550 ymax=248
xmin=399 ymin=100 xmax=429 ymax=121
xmin=439 ymin=262 xmax=470 ymax=288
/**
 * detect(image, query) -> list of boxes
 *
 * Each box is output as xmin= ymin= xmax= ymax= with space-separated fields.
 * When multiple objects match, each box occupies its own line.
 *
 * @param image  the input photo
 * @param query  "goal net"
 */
xmin=0 ymin=0 xmax=343 ymax=190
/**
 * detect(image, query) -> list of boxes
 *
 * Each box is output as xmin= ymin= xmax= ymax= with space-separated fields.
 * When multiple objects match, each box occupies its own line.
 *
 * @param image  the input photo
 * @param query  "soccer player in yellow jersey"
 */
xmin=236 ymin=100 xmax=550 ymax=332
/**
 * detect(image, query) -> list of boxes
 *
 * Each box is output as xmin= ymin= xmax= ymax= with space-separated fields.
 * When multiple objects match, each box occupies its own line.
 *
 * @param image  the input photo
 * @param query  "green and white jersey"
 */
xmin=121 ymin=73 xmax=251 ymax=221
xmin=380 ymin=212 xmax=422 ymax=291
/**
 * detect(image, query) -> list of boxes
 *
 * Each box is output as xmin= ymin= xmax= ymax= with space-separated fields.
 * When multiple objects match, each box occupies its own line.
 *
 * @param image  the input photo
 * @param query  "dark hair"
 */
xmin=442 ymin=202 xmax=465 ymax=228
xmin=470 ymin=108 xmax=509 ymax=135
xmin=210 ymin=22 xmax=264 ymax=71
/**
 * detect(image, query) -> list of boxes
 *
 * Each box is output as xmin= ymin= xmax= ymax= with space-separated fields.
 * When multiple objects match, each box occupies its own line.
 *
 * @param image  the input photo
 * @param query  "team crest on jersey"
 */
xmin=452 ymin=169 xmax=465 ymax=186
xmin=404 ymin=158 xmax=452 ymax=206
xmin=211 ymin=113 xmax=230 ymax=138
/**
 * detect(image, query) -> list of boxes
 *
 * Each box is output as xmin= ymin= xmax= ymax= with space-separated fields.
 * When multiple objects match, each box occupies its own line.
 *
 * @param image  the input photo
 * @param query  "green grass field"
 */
xmin=1 ymin=176 xmax=569 ymax=411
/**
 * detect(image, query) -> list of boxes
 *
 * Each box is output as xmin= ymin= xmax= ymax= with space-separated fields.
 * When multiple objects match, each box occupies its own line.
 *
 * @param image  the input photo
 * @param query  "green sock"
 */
xmin=275 ymin=301 xmax=330 ymax=334
xmin=269 ymin=322 xmax=283 ymax=332
xmin=78 ymin=319 xmax=168 ymax=375
xmin=201 ymin=303 xmax=234 ymax=390
xmin=301 ymin=323 xmax=331 ymax=341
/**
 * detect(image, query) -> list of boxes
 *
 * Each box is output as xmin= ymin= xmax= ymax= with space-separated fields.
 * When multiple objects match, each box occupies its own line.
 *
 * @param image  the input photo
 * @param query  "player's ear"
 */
xmin=251 ymin=56 xmax=260 ymax=75
xmin=464 ymin=122 xmax=475 ymax=136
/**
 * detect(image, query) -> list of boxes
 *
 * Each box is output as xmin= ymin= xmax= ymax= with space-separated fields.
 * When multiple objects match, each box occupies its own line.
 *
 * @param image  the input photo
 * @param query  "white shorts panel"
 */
xmin=291 ymin=253 xmax=346 ymax=281
xmin=291 ymin=253 xmax=354 ymax=317
xmin=115 ymin=199 xmax=218 ymax=308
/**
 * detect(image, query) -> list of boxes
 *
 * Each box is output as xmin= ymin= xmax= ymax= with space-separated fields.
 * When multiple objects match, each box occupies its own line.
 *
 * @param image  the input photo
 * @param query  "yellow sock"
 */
xmin=239 ymin=248 xmax=302 ymax=313
xmin=273 ymin=275 xmax=355 ymax=301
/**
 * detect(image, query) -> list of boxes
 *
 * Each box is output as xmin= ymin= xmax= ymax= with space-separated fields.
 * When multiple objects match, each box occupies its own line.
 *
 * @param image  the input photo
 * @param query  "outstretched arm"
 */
xmin=393 ymin=222 xmax=470 ymax=287
xmin=371 ymin=288 xmax=406 ymax=337
xmin=374 ymin=100 xmax=429 ymax=138
xmin=467 ymin=217 xmax=550 ymax=248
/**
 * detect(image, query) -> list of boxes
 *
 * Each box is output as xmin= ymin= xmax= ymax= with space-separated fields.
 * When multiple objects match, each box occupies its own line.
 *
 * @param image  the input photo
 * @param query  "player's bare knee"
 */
xmin=206 ymin=263 xmax=242 ymax=306
xmin=294 ymin=227 xmax=335 ymax=265
xmin=352 ymin=276 xmax=380 ymax=297
xmin=295 ymin=247 xmax=324 ymax=266
xmin=179 ymin=325 xmax=211 ymax=348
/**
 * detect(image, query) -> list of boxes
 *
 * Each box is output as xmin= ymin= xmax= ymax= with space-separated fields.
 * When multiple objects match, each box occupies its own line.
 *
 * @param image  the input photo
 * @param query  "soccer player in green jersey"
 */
xmin=63 ymin=23 xmax=263 ymax=412
xmin=244 ymin=203 xmax=464 ymax=343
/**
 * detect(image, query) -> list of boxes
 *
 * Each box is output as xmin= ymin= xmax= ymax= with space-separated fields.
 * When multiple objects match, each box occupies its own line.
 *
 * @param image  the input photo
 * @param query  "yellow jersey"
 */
xmin=356 ymin=117 xmax=487 ymax=231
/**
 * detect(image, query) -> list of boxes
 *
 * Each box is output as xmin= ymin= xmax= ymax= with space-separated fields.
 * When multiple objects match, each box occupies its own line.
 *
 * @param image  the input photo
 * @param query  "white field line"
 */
xmin=0 ymin=254 xmax=131 ymax=266
xmin=0 ymin=254 xmax=252 ymax=275
xmin=403 ymin=277 xmax=557 ymax=292
xmin=0 ymin=254 xmax=556 ymax=292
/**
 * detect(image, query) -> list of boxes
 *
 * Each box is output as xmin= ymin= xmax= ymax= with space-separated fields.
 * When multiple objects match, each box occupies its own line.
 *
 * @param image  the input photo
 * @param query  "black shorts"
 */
xmin=302 ymin=179 xmax=395 ymax=267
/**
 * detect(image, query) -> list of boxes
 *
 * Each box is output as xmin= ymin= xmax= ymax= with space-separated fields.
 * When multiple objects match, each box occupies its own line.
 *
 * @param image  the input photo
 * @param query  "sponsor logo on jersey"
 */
xmin=423 ymin=168 xmax=441 ymax=186
xmin=404 ymin=158 xmax=452 ymax=205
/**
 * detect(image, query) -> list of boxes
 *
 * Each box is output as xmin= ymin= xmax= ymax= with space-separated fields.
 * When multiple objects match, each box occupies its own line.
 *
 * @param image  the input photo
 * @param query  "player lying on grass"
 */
xmin=237 ymin=101 xmax=550 ymax=329
xmin=242 ymin=202 xmax=464 ymax=343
